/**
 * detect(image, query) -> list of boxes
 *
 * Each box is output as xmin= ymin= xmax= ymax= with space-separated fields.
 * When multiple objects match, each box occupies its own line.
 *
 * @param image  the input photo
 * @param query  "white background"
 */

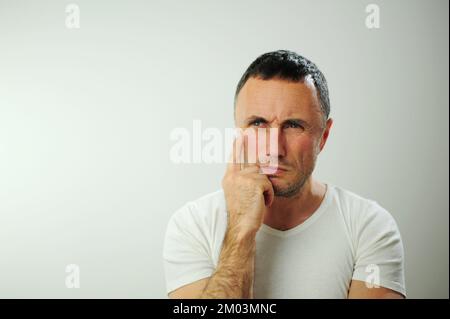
xmin=0 ymin=0 xmax=448 ymax=298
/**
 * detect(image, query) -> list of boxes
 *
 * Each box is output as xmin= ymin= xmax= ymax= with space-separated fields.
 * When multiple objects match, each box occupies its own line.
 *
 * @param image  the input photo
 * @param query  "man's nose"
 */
xmin=258 ymin=127 xmax=286 ymax=161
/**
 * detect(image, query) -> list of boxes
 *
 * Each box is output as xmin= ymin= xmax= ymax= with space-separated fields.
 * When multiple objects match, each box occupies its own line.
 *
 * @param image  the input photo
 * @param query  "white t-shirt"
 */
xmin=163 ymin=183 xmax=406 ymax=298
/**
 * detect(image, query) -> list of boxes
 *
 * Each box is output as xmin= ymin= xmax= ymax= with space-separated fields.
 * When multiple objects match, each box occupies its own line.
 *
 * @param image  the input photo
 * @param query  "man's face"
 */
xmin=234 ymin=76 xmax=332 ymax=197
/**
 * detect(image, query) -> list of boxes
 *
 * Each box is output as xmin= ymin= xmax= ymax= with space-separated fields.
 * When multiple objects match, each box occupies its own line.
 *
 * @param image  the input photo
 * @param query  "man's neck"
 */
xmin=263 ymin=177 xmax=327 ymax=231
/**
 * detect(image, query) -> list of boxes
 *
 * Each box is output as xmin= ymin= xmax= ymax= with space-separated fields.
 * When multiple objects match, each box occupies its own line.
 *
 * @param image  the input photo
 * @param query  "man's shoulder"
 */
xmin=192 ymin=189 xmax=227 ymax=209
xmin=330 ymin=183 xmax=397 ymax=229
xmin=332 ymin=184 xmax=378 ymax=208
xmin=169 ymin=189 xmax=227 ymax=228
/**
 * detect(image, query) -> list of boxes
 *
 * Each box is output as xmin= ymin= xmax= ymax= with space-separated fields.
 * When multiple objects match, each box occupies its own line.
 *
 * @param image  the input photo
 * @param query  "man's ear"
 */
xmin=319 ymin=118 xmax=333 ymax=151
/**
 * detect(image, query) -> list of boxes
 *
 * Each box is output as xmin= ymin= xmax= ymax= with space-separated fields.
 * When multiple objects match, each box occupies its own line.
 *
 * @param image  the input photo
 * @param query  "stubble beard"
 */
xmin=272 ymin=158 xmax=315 ymax=198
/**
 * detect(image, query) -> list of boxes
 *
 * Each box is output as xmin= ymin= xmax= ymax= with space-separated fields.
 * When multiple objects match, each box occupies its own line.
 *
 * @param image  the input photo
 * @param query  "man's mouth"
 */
xmin=259 ymin=166 xmax=287 ymax=175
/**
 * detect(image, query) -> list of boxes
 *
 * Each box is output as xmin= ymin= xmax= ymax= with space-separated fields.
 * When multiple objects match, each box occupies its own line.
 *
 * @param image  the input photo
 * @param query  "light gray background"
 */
xmin=0 ymin=0 xmax=448 ymax=298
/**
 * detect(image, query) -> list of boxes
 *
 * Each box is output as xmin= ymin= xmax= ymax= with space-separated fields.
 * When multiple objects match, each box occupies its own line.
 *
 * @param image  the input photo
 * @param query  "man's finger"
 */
xmin=227 ymin=136 xmax=243 ymax=172
xmin=241 ymin=133 xmax=247 ymax=170
xmin=242 ymin=129 xmax=260 ymax=170
xmin=262 ymin=179 xmax=275 ymax=207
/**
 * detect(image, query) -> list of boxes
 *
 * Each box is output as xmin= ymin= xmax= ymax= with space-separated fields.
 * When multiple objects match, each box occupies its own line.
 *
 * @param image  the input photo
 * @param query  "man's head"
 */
xmin=234 ymin=50 xmax=333 ymax=197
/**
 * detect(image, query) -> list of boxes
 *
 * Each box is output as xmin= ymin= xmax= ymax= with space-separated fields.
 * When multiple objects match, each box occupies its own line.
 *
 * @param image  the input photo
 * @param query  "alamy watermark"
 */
xmin=65 ymin=4 xmax=80 ymax=29
xmin=169 ymin=120 xmax=280 ymax=171
xmin=365 ymin=4 xmax=380 ymax=29
xmin=65 ymin=264 xmax=80 ymax=288
xmin=365 ymin=264 xmax=381 ymax=288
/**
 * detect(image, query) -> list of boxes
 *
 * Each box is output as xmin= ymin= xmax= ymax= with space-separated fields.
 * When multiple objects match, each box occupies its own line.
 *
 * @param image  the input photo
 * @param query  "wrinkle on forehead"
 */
xmin=234 ymin=76 xmax=323 ymax=125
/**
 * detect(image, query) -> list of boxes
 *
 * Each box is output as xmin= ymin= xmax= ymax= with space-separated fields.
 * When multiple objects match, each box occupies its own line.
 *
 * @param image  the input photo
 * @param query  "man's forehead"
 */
xmin=235 ymin=76 xmax=321 ymax=119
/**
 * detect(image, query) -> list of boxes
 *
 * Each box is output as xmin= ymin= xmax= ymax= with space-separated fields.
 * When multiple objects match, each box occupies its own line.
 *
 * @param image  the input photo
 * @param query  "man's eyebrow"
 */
xmin=282 ymin=118 xmax=311 ymax=128
xmin=244 ymin=115 xmax=268 ymax=125
xmin=245 ymin=115 xmax=311 ymax=128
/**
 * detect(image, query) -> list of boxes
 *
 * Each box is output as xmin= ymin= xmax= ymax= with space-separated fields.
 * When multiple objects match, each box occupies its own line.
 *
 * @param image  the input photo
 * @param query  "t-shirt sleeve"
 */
xmin=163 ymin=202 xmax=215 ymax=295
xmin=351 ymin=202 xmax=406 ymax=297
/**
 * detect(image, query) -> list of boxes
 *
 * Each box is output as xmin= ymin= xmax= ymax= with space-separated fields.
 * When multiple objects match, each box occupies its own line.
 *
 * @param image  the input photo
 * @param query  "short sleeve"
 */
xmin=351 ymin=203 xmax=406 ymax=297
xmin=162 ymin=202 xmax=215 ymax=295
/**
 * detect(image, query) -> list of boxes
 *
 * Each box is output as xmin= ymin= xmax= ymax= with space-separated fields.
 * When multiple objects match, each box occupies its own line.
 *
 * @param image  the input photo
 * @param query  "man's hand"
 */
xmin=169 ymin=134 xmax=275 ymax=299
xmin=222 ymin=134 xmax=275 ymax=238
xmin=198 ymin=134 xmax=274 ymax=299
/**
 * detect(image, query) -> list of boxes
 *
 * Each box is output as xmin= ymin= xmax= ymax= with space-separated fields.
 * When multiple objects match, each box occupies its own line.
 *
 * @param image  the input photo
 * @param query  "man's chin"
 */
xmin=269 ymin=176 xmax=306 ymax=198
xmin=268 ymin=178 xmax=289 ymax=195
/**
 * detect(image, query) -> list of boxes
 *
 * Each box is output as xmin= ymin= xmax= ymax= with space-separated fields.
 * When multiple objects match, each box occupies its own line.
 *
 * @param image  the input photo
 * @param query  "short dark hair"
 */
xmin=234 ymin=50 xmax=330 ymax=120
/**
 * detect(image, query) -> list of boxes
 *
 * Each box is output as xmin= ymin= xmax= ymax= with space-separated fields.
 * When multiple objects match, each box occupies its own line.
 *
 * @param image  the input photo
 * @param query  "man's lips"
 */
xmin=259 ymin=166 xmax=287 ymax=175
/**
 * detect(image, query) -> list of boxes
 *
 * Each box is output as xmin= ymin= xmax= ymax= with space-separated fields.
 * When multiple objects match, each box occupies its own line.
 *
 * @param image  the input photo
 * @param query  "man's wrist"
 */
xmin=225 ymin=226 xmax=258 ymax=244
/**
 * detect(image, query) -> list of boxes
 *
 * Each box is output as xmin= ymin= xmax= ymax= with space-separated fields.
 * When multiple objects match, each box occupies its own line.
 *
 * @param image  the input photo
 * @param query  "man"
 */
xmin=163 ymin=50 xmax=406 ymax=299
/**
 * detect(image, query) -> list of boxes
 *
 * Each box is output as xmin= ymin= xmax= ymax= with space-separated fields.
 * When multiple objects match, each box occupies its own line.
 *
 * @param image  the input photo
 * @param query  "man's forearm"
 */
xmin=200 ymin=229 xmax=256 ymax=299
